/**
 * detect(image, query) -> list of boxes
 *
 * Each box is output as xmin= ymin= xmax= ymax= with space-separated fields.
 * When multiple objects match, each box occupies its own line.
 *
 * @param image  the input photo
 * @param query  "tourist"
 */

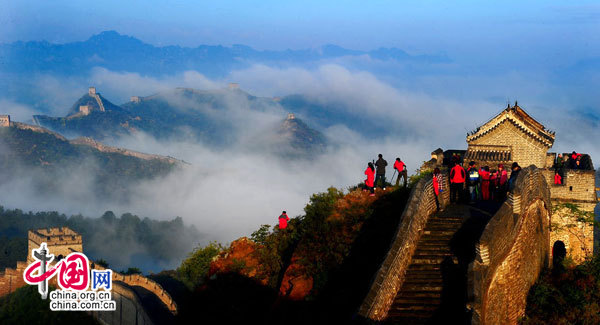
xmin=466 ymin=161 xmax=480 ymax=203
xmin=394 ymin=158 xmax=408 ymax=187
xmin=279 ymin=211 xmax=290 ymax=230
xmin=496 ymin=164 xmax=508 ymax=201
xmin=508 ymin=162 xmax=521 ymax=191
xmin=450 ymin=161 xmax=466 ymax=203
xmin=479 ymin=166 xmax=491 ymax=200
xmin=489 ymin=169 xmax=497 ymax=201
xmin=432 ymin=168 xmax=444 ymax=211
xmin=553 ymin=154 xmax=564 ymax=184
xmin=575 ymin=155 xmax=583 ymax=169
xmin=375 ymin=154 xmax=388 ymax=190
xmin=554 ymin=171 xmax=562 ymax=185
xmin=364 ymin=162 xmax=375 ymax=196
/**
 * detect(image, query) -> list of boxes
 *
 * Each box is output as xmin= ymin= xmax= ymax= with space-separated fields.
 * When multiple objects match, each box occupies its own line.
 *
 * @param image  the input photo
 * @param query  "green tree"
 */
xmin=177 ymin=242 xmax=223 ymax=289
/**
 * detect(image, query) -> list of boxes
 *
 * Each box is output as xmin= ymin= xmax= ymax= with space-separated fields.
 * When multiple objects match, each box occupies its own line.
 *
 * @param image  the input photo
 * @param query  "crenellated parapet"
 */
xmin=469 ymin=166 xmax=551 ymax=324
xmin=359 ymin=174 xmax=450 ymax=320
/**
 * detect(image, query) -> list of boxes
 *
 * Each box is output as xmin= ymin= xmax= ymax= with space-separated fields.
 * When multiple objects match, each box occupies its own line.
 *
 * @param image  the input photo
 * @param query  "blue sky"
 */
xmin=2 ymin=0 xmax=599 ymax=59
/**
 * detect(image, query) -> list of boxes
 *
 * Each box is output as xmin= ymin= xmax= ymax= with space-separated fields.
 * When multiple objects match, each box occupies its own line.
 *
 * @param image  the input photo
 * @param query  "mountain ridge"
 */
xmin=0 ymin=31 xmax=451 ymax=78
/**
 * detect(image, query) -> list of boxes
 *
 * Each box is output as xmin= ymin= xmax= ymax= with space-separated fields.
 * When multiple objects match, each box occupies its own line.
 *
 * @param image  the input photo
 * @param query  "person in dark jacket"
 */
xmin=279 ymin=211 xmax=290 ymax=229
xmin=553 ymin=154 xmax=564 ymax=185
xmin=394 ymin=158 xmax=408 ymax=187
xmin=364 ymin=162 xmax=375 ymax=196
xmin=508 ymin=162 xmax=521 ymax=192
xmin=450 ymin=162 xmax=466 ymax=203
xmin=466 ymin=161 xmax=480 ymax=203
xmin=375 ymin=154 xmax=388 ymax=190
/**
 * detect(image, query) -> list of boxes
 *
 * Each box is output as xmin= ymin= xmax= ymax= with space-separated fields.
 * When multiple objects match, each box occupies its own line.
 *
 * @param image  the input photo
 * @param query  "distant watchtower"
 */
xmin=228 ymin=83 xmax=239 ymax=90
xmin=130 ymin=96 xmax=141 ymax=103
xmin=27 ymin=227 xmax=83 ymax=263
xmin=89 ymin=87 xmax=97 ymax=96
xmin=287 ymin=113 xmax=296 ymax=120
xmin=0 ymin=115 xmax=10 ymax=127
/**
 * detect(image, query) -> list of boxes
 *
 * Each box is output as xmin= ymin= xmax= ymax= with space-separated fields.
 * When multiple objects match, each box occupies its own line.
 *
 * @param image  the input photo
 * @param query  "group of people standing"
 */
xmin=433 ymin=159 xmax=521 ymax=208
xmin=363 ymin=154 xmax=408 ymax=196
xmin=553 ymin=151 xmax=585 ymax=185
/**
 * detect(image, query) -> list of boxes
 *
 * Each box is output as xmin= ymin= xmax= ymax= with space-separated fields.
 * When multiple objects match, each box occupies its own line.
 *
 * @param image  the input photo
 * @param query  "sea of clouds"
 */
xmin=1 ymin=62 xmax=598 ymax=270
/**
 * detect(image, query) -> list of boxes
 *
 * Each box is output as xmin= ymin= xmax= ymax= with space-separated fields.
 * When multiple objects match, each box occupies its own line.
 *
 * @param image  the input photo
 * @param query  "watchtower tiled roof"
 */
xmin=467 ymin=103 xmax=555 ymax=148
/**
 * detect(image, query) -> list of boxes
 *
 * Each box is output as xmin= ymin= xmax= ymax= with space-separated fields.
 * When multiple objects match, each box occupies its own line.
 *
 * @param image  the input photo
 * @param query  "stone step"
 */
xmin=424 ymin=224 xmax=463 ymax=231
xmin=390 ymin=304 xmax=439 ymax=312
xmin=405 ymin=270 xmax=442 ymax=277
xmin=403 ymin=278 xmax=443 ymax=286
xmin=414 ymin=249 xmax=452 ymax=255
xmin=394 ymin=296 xmax=442 ymax=305
xmin=427 ymin=217 xmax=464 ymax=223
xmin=411 ymin=257 xmax=447 ymax=264
xmin=423 ymin=229 xmax=456 ymax=238
xmin=417 ymin=240 xmax=450 ymax=246
xmin=408 ymin=264 xmax=442 ymax=271
xmin=386 ymin=316 xmax=429 ymax=324
xmin=420 ymin=234 xmax=454 ymax=241
xmin=396 ymin=290 xmax=442 ymax=299
xmin=400 ymin=284 xmax=443 ymax=292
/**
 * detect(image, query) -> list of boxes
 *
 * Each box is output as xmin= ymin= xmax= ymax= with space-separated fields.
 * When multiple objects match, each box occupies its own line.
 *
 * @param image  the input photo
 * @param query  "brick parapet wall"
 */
xmin=91 ymin=282 xmax=154 ymax=325
xmin=358 ymin=175 xmax=450 ymax=320
xmin=0 ymin=260 xmax=177 ymax=316
xmin=469 ymin=166 xmax=551 ymax=325
xmin=91 ymin=264 xmax=177 ymax=315
xmin=541 ymin=169 xmax=596 ymax=203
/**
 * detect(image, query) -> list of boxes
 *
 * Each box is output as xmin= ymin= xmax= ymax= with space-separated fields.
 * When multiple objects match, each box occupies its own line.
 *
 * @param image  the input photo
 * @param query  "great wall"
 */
xmin=359 ymin=103 xmax=598 ymax=324
xmin=0 ymin=227 xmax=177 ymax=325
xmin=1 ymin=113 xmax=182 ymax=165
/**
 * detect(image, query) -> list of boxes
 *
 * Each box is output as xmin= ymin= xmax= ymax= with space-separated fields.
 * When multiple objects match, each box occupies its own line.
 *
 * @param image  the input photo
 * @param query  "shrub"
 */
xmin=177 ymin=242 xmax=223 ymax=289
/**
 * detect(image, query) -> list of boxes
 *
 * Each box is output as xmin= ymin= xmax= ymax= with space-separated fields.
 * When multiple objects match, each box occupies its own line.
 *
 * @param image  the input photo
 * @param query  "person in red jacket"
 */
xmin=364 ymin=162 xmax=375 ymax=196
xmin=432 ymin=168 xmax=444 ymax=211
xmin=279 ymin=211 xmax=290 ymax=230
xmin=479 ymin=166 xmax=491 ymax=200
xmin=449 ymin=162 xmax=466 ymax=203
xmin=394 ymin=158 xmax=408 ymax=187
xmin=554 ymin=171 xmax=562 ymax=185
xmin=496 ymin=164 xmax=509 ymax=201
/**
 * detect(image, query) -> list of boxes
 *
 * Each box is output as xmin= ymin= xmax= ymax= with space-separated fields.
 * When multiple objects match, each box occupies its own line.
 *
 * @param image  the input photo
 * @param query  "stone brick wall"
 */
xmin=27 ymin=227 xmax=83 ymax=263
xmin=541 ymin=168 xmax=596 ymax=263
xmin=542 ymin=169 xmax=596 ymax=202
xmin=358 ymin=174 xmax=450 ymax=320
xmin=468 ymin=121 xmax=549 ymax=168
xmin=91 ymin=282 xmax=154 ymax=325
xmin=91 ymin=264 xmax=178 ymax=315
xmin=0 ymin=261 xmax=28 ymax=297
xmin=469 ymin=167 xmax=551 ymax=325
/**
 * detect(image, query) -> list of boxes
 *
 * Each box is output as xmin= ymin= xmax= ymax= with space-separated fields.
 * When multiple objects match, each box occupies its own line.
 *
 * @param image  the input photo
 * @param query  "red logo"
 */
xmin=23 ymin=243 xmax=90 ymax=299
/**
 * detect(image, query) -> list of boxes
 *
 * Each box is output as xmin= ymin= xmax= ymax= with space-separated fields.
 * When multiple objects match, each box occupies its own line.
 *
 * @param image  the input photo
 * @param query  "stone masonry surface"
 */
xmin=469 ymin=167 xmax=551 ymax=325
xmin=358 ymin=175 xmax=450 ymax=320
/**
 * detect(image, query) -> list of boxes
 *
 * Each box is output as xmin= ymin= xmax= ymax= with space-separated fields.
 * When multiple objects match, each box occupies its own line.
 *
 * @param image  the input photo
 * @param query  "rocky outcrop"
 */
xmin=278 ymin=256 xmax=313 ymax=300
xmin=209 ymin=237 xmax=266 ymax=284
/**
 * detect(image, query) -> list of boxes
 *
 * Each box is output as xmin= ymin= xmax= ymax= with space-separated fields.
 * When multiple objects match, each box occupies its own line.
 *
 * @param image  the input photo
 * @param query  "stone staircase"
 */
xmin=386 ymin=207 xmax=467 ymax=324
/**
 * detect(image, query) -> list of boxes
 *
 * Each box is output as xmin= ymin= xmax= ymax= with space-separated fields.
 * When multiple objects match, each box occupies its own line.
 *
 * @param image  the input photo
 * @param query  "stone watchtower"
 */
xmin=27 ymin=227 xmax=83 ymax=263
xmin=465 ymin=103 xmax=556 ymax=168
xmin=464 ymin=102 xmax=596 ymax=263
xmin=0 ymin=115 xmax=10 ymax=127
